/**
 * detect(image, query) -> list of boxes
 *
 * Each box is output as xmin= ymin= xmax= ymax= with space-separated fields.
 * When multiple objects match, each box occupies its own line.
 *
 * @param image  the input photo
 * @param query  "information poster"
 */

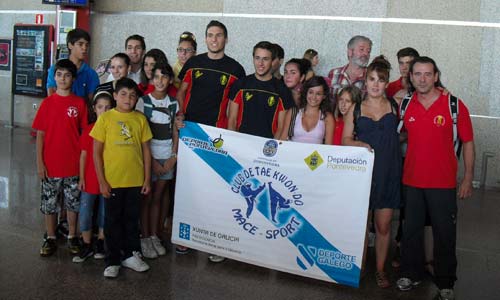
xmin=42 ymin=0 xmax=88 ymax=6
xmin=0 ymin=39 xmax=11 ymax=71
xmin=172 ymin=122 xmax=374 ymax=288
xmin=12 ymin=25 xmax=53 ymax=97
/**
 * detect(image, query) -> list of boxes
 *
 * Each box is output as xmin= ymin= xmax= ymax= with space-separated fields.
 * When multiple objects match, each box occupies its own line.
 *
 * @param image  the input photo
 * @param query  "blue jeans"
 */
xmin=79 ymin=191 xmax=105 ymax=232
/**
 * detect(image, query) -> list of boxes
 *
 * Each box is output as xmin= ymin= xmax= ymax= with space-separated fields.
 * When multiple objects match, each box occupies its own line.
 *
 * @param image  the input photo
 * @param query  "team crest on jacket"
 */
xmin=267 ymin=96 xmax=276 ymax=107
xmin=220 ymin=74 xmax=228 ymax=85
xmin=433 ymin=115 xmax=445 ymax=127
xmin=245 ymin=92 xmax=253 ymax=101
xmin=67 ymin=106 xmax=78 ymax=118
xmin=195 ymin=70 xmax=203 ymax=78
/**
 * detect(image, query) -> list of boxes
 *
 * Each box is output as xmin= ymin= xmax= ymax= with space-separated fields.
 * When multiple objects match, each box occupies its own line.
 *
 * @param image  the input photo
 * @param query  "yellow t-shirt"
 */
xmin=90 ymin=109 xmax=152 ymax=188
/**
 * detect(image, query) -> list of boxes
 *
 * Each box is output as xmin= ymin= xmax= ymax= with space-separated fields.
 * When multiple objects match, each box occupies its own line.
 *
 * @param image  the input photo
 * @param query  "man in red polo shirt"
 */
xmin=396 ymin=57 xmax=475 ymax=300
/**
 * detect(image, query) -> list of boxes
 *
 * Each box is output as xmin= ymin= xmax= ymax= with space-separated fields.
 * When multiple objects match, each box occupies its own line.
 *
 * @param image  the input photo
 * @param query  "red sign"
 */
xmin=35 ymin=14 xmax=44 ymax=24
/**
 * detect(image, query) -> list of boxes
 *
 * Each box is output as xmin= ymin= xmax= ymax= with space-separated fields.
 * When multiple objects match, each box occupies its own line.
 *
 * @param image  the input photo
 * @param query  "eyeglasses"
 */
xmin=177 ymin=47 xmax=195 ymax=54
xmin=180 ymin=33 xmax=196 ymax=41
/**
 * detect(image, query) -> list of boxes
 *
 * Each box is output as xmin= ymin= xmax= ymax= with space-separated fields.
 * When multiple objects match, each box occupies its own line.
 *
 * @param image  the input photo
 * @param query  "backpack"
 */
xmin=397 ymin=93 xmax=462 ymax=157
xmin=287 ymin=106 xmax=299 ymax=140
xmin=142 ymin=95 xmax=177 ymax=140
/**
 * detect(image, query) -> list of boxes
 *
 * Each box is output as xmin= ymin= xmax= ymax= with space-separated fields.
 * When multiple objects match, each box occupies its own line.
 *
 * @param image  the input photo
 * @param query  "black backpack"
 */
xmin=397 ymin=93 xmax=462 ymax=157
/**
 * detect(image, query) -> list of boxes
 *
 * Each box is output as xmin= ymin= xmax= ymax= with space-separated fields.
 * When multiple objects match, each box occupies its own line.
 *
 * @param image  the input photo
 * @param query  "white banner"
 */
xmin=172 ymin=122 xmax=374 ymax=287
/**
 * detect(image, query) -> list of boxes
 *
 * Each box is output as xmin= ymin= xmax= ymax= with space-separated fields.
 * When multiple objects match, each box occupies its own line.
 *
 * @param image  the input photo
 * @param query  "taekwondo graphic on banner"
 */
xmin=172 ymin=122 xmax=374 ymax=288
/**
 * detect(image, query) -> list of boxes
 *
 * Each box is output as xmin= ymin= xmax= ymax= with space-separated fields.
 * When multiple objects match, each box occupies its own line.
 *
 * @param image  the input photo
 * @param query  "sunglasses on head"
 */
xmin=180 ymin=33 xmax=196 ymax=41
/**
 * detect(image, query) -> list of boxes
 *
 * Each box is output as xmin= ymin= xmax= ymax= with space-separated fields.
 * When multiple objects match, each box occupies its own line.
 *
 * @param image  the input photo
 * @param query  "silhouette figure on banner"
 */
xmin=240 ymin=182 xmax=266 ymax=218
xmin=268 ymin=182 xmax=291 ymax=223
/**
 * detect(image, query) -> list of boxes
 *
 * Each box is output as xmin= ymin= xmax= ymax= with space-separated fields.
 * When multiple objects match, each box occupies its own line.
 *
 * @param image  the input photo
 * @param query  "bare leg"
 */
xmin=98 ymin=228 xmax=105 ymax=240
xmin=66 ymin=210 xmax=78 ymax=237
xmin=374 ymin=208 xmax=394 ymax=272
xmin=81 ymin=230 xmax=92 ymax=244
xmin=158 ymin=182 xmax=171 ymax=238
xmin=150 ymin=180 xmax=167 ymax=237
xmin=45 ymin=214 xmax=57 ymax=237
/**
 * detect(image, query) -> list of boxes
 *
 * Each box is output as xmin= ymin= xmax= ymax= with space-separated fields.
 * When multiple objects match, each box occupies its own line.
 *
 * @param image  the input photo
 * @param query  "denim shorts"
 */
xmin=152 ymin=158 xmax=174 ymax=181
xmin=79 ymin=191 xmax=105 ymax=231
xmin=40 ymin=176 xmax=80 ymax=214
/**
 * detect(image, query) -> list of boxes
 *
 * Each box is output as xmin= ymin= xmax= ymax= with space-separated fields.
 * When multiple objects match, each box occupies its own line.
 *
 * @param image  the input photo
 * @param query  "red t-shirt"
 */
xmin=386 ymin=77 xmax=403 ymax=99
xmin=138 ymin=83 xmax=177 ymax=98
xmin=333 ymin=118 xmax=344 ymax=145
xmin=80 ymin=123 xmax=100 ymax=194
xmin=402 ymin=92 xmax=473 ymax=188
xmin=32 ymin=93 xmax=88 ymax=177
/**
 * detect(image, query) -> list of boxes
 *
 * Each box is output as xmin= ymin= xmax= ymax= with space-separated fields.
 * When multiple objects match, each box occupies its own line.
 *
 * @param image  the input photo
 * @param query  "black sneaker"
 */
xmin=94 ymin=239 xmax=105 ymax=259
xmin=436 ymin=289 xmax=455 ymax=300
xmin=72 ymin=243 xmax=94 ymax=263
xmin=56 ymin=220 xmax=69 ymax=239
xmin=68 ymin=237 xmax=81 ymax=255
xmin=396 ymin=277 xmax=422 ymax=291
xmin=40 ymin=238 xmax=57 ymax=257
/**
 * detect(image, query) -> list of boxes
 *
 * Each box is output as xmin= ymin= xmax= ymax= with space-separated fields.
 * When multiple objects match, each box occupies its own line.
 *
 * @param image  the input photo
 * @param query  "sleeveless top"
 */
xmin=355 ymin=102 xmax=401 ymax=209
xmin=291 ymin=109 xmax=325 ymax=144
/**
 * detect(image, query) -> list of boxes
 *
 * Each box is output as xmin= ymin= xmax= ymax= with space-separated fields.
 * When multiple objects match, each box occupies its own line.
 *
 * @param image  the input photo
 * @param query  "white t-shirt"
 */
xmin=128 ymin=70 xmax=141 ymax=84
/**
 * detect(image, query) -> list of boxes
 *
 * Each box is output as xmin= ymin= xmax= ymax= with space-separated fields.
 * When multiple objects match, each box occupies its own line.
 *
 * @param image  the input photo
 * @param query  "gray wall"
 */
xmin=0 ymin=3 xmax=56 ymax=127
xmin=1 ymin=0 xmax=499 ymax=188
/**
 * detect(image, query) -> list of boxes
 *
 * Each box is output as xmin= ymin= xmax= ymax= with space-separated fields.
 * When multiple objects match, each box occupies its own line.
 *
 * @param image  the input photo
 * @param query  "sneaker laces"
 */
xmin=151 ymin=236 xmax=163 ymax=249
xmin=132 ymin=251 xmax=147 ymax=264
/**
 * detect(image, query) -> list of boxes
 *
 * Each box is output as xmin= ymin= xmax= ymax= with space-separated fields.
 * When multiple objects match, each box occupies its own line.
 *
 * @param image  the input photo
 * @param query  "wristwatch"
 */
xmin=171 ymin=153 xmax=177 ymax=159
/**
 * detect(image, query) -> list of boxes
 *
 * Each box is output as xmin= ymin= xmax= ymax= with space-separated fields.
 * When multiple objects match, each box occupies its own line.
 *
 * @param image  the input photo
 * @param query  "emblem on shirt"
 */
xmin=245 ymin=92 xmax=253 ymax=101
xmin=194 ymin=70 xmax=203 ymax=78
xmin=118 ymin=121 xmax=132 ymax=140
xmin=220 ymin=74 xmax=228 ymax=85
xmin=434 ymin=115 xmax=445 ymax=127
xmin=267 ymin=96 xmax=276 ymax=107
xmin=67 ymin=106 xmax=78 ymax=118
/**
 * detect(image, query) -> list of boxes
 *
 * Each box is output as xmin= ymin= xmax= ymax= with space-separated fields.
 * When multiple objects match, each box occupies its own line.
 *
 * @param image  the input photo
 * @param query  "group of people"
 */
xmin=33 ymin=19 xmax=475 ymax=300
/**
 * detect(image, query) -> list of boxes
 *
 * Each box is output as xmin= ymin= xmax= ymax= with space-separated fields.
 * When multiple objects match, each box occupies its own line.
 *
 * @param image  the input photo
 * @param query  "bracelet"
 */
xmin=170 ymin=153 xmax=177 ymax=159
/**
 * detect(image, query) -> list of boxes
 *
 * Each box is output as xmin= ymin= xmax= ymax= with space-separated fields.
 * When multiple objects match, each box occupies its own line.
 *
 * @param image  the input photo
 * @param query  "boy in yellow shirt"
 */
xmin=91 ymin=77 xmax=153 ymax=278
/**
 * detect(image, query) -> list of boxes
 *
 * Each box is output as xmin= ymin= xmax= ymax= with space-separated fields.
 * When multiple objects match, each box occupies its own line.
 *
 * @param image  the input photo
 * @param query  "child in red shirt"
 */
xmin=32 ymin=59 xmax=88 ymax=257
xmin=333 ymin=86 xmax=362 ymax=145
xmin=72 ymin=91 xmax=114 ymax=263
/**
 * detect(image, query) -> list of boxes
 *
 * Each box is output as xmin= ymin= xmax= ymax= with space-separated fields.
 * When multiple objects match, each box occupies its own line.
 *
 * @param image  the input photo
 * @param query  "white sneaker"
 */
xmin=208 ymin=254 xmax=226 ymax=263
xmin=150 ymin=236 xmax=166 ymax=256
xmin=438 ymin=289 xmax=455 ymax=300
xmin=103 ymin=265 xmax=120 ymax=278
xmin=141 ymin=237 xmax=158 ymax=259
xmin=121 ymin=251 xmax=150 ymax=272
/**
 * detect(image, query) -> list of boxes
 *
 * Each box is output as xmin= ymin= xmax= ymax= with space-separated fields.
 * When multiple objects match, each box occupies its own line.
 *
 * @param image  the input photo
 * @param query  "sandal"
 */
xmin=375 ymin=271 xmax=391 ymax=288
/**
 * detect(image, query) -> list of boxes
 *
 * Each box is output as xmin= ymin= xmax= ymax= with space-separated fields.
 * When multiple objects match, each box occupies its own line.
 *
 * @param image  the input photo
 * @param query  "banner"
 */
xmin=172 ymin=122 xmax=374 ymax=287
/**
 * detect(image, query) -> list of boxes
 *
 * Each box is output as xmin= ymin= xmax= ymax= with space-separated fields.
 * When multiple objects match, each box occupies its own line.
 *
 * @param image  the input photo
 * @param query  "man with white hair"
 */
xmin=327 ymin=35 xmax=372 ymax=105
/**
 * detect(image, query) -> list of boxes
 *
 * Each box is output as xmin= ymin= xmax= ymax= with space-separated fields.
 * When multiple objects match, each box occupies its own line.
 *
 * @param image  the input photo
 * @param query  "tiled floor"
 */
xmin=0 ymin=127 xmax=499 ymax=300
